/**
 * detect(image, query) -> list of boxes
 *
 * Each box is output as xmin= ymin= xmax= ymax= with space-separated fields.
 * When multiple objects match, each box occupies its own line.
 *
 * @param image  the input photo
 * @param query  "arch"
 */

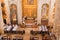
xmin=41 ymin=3 xmax=49 ymax=25
xmin=41 ymin=3 xmax=49 ymax=20
xmin=10 ymin=4 xmax=18 ymax=24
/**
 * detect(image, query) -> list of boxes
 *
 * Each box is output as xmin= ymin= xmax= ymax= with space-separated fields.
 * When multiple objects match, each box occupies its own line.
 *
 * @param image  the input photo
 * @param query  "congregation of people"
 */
xmin=3 ymin=23 xmax=18 ymax=31
xmin=0 ymin=19 xmax=57 ymax=40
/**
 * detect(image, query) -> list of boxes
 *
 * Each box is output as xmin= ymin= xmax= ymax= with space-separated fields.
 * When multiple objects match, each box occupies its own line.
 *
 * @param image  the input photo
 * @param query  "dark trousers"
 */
xmin=41 ymin=31 xmax=49 ymax=36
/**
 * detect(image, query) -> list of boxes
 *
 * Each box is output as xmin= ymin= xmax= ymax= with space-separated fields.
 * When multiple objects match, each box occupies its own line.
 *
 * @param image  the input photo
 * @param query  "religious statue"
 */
xmin=41 ymin=4 xmax=49 ymax=19
xmin=10 ymin=4 xmax=17 ymax=24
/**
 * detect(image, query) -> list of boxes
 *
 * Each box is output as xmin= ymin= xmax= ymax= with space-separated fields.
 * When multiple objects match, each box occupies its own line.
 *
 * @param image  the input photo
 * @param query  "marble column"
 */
xmin=54 ymin=0 xmax=60 ymax=40
xmin=0 ymin=1 xmax=4 ymax=34
xmin=37 ymin=0 xmax=41 ymax=24
xmin=48 ymin=0 xmax=55 ymax=25
xmin=17 ymin=0 xmax=22 ymax=24
xmin=4 ymin=0 xmax=11 ymax=24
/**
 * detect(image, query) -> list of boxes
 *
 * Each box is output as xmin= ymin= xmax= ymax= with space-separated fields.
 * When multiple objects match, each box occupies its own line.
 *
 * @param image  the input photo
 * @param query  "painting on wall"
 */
xmin=27 ymin=0 xmax=34 ymax=5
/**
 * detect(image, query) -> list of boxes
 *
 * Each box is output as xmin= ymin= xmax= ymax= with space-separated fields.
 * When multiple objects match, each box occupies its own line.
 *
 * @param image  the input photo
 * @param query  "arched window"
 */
xmin=10 ymin=4 xmax=18 ymax=24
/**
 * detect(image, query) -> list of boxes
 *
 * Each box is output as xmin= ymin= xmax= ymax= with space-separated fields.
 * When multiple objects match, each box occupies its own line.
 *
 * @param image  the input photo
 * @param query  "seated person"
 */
xmin=12 ymin=24 xmax=18 ymax=31
xmin=38 ymin=25 xmax=42 ymax=31
xmin=39 ymin=25 xmax=48 ymax=36
xmin=39 ymin=25 xmax=48 ymax=31
xmin=3 ymin=24 xmax=8 ymax=30
xmin=6 ymin=24 xmax=12 ymax=31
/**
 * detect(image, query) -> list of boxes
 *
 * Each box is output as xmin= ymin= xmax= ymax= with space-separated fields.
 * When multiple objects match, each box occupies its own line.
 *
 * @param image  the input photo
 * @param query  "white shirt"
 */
xmin=12 ymin=25 xmax=18 ymax=31
xmin=44 ymin=26 xmax=48 ymax=31
xmin=38 ymin=26 xmax=42 ymax=31
xmin=7 ymin=25 xmax=12 ymax=31
xmin=41 ymin=25 xmax=48 ymax=31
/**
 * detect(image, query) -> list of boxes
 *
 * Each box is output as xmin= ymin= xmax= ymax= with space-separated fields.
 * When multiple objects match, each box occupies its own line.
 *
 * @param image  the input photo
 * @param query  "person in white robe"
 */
xmin=12 ymin=24 xmax=18 ymax=31
xmin=39 ymin=25 xmax=48 ymax=32
xmin=3 ymin=24 xmax=8 ymax=30
xmin=6 ymin=24 xmax=12 ymax=31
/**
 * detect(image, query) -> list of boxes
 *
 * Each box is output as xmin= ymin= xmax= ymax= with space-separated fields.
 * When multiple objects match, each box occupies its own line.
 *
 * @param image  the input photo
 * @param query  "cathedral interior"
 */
xmin=0 ymin=0 xmax=60 ymax=40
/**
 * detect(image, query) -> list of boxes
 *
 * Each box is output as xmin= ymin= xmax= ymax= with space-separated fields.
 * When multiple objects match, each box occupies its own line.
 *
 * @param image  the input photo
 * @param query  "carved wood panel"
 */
xmin=22 ymin=0 xmax=37 ymax=18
